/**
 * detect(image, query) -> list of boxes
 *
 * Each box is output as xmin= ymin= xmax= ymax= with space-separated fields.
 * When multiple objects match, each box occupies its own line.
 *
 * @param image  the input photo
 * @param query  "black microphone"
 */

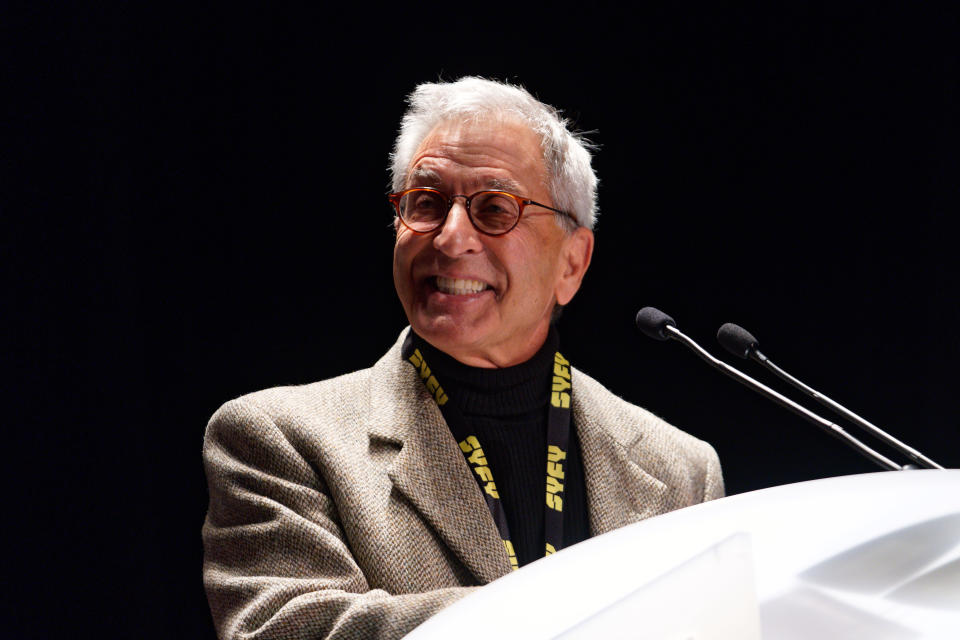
xmin=717 ymin=323 xmax=759 ymax=359
xmin=636 ymin=307 xmax=904 ymax=471
xmin=717 ymin=322 xmax=943 ymax=470
xmin=635 ymin=307 xmax=676 ymax=341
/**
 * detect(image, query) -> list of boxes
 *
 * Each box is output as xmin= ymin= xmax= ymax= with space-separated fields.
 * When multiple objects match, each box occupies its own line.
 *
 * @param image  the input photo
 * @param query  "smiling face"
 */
xmin=393 ymin=118 xmax=594 ymax=368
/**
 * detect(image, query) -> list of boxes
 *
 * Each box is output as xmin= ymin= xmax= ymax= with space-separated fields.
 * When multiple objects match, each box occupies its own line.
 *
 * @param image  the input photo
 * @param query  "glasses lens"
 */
xmin=399 ymin=190 xmax=447 ymax=231
xmin=470 ymin=192 xmax=520 ymax=234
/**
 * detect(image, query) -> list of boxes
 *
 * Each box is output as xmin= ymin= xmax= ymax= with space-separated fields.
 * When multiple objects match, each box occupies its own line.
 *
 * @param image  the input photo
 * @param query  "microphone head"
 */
xmin=717 ymin=323 xmax=759 ymax=358
xmin=635 ymin=307 xmax=677 ymax=341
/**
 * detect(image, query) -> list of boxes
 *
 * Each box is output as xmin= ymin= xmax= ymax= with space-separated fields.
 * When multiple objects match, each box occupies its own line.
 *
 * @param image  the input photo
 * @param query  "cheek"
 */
xmin=502 ymin=237 xmax=562 ymax=302
xmin=392 ymin=240 xmax=411 ymax=292
xmin=393 ymin=232 xmax=417 ymax=270
xmin=393 ymin=232 xmax=430 ymax=298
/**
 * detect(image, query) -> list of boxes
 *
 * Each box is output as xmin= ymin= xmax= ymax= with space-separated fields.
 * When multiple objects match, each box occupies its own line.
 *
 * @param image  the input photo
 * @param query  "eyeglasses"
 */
xmin=388 ymin=187 xmax=574 ymax=236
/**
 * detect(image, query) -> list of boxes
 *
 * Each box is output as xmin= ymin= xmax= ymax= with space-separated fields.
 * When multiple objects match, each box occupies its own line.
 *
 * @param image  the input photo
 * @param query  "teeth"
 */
xmin=436 ymin=276 xmax=488 ymax=295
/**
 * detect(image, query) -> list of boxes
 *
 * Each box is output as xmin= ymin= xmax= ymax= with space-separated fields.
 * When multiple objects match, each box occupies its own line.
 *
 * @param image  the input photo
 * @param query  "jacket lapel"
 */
xmin=366 ymin=334 xmax=668 ymax=580
xmin=367 ymin=333 xmax=511 ymax=585
xmin=573 ymin=369 xmax=671 ymax=537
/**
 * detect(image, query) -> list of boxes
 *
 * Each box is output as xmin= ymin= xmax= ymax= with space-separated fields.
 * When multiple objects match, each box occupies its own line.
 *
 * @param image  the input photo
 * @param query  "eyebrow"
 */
xmin=407 ymin=167 xmax=525 ymax=195
xmin=407 ymin=167 xmax=442 ymax=187
xmin=485 ymin=177 xmax=523 ymax=193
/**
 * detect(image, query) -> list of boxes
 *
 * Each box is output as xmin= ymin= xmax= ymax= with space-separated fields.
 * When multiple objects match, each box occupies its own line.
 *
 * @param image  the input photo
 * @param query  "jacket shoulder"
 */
xmin=201 ymin=368 xmax=378 ymax=478
xmin=210 ymin=363 xmax=372 ymax=422
xmin=212 ymin=367 xmax=373 ymax=424
xmin=205 ymin=330 xmax=412 ymax=451
xmin=573 ymin=366 xmax=724 ymax=500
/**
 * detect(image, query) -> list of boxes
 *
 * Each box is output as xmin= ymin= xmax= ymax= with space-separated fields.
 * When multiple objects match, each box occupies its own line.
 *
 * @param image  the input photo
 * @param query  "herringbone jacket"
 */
xmin=202 ymin=329 xmax=723 ymax=639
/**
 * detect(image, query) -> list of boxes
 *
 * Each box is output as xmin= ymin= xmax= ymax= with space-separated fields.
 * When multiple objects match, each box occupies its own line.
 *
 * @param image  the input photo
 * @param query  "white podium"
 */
xmin=407 ymin=470 xmax=960 ymax=639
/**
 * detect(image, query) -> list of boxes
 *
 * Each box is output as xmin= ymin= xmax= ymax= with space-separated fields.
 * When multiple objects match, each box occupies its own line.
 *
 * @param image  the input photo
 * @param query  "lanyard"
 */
xmin=403 ymin=333 xmax=573 ymax=569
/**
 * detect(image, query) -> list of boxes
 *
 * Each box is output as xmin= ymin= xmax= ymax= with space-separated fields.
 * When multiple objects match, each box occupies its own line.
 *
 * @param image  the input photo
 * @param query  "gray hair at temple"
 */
xmin=389 ymin=77 xmax=599 ymax=231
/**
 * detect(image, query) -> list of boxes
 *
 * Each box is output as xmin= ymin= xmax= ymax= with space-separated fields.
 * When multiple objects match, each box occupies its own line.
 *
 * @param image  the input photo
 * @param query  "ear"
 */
xmin=555 ymin=227 xmax=594 ymax=306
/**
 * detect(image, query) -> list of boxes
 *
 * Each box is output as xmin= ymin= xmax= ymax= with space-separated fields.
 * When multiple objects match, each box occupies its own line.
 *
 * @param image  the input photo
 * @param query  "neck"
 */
xmin=410 ymin=327 xmax=559 ymax=416
xmin=431 ymin=324 xmax=552 ymax=369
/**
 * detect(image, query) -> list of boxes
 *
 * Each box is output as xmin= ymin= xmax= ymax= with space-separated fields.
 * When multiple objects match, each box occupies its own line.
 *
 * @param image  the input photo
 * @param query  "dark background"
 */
xmin=6 ymin=4 xmax=958 ymax=638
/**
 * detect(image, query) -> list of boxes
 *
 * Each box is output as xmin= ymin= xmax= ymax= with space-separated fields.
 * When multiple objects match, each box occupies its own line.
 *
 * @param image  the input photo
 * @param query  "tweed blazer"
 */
xmin=202 ymin=329 xmax=723 ymax=640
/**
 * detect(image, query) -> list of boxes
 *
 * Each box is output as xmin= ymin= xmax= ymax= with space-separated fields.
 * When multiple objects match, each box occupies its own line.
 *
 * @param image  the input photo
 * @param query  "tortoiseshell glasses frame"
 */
xmin=388 ymin=187 xmax=575 ymax=236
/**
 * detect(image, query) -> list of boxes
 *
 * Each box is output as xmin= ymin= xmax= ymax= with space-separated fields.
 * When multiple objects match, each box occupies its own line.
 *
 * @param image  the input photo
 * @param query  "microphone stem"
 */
xmin=664 ymin=326 xmax=904 ymax=472
xmin=752 ymin=351 xmax=944 ymax=469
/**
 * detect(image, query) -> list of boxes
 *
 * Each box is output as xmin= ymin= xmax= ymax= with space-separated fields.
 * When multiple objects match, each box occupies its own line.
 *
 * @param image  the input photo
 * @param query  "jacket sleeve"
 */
xmin=201 ymin=398 xmax=475 ymax=640
xmin=703 ymin=443 xmax=725 ymax=502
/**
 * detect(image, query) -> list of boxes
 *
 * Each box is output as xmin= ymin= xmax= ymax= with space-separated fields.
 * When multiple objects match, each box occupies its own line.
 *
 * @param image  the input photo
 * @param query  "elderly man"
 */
xmin=202 ymin=77 xmax=723 ymax=640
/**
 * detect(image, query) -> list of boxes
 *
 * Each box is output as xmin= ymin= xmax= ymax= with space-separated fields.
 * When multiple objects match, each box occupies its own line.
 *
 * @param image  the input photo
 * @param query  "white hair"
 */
xmin=389 ymin=77 xmax=598 ymax=230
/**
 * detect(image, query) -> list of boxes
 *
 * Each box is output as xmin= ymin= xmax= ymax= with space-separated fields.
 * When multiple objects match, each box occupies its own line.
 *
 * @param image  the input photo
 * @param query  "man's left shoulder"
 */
xmin=571 ymin=366 xmax=724 ymax=501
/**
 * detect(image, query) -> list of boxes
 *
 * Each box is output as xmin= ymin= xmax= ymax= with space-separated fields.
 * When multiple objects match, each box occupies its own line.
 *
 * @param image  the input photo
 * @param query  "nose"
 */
xmin=433 ymin=199 xmax=483 ymax=257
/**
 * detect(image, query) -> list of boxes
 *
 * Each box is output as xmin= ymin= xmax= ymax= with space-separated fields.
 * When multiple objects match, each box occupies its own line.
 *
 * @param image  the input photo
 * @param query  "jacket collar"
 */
xmin=367 ymin=329 xmax=669 ymax=582
xmin=367 ymin=330 xmax=512 ymax=584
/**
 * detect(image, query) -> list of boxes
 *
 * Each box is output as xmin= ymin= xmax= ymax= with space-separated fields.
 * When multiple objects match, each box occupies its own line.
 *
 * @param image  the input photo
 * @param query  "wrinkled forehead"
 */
xmin=406 ymin=166 xmax=524 ymax=194
xmin=405 ymin=116 xmax=549 ymax=191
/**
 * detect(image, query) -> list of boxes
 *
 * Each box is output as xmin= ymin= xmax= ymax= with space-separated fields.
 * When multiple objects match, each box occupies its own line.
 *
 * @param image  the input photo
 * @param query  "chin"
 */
xmin=415 ymin=318 xmax=481 ymax=345
xmin=412 ymin=313 xmax=491 ymax=352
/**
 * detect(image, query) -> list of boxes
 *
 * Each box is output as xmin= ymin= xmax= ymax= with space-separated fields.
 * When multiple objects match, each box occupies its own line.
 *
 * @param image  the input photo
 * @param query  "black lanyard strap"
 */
xmin=403 ymin=333 xmax=572 ymax=567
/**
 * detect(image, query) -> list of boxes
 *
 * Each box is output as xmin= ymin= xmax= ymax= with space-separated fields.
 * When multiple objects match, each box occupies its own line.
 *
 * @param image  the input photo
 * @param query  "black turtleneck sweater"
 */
xmin=411 ymin=330 xmax=590 ymax=567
